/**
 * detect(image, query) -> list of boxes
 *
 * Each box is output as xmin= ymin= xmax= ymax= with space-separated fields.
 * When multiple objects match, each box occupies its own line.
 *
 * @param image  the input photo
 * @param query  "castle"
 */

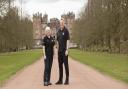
xmin=33 ymin=12 xmax=75 ymax=46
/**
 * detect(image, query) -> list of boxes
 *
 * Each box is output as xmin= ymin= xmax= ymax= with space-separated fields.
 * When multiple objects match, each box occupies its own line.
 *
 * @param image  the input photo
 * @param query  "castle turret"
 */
xmin=33 ymin=12 xmax=48 ymax=46
xmin=61 ymin=12 xmax=75 ymax=41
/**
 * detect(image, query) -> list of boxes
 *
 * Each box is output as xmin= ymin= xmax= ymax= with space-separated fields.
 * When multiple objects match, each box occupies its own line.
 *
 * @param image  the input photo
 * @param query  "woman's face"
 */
xmin=46 ymin=30 xmax=51 ymax=36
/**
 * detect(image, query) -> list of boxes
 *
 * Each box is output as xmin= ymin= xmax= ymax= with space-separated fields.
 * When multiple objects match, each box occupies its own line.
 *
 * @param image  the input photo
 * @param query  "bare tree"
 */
xmin=72 ymin=0 xmax=128 ymax=53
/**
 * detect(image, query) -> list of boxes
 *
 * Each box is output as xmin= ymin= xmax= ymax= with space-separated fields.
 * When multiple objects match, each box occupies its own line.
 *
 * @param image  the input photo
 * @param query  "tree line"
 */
xmin=72 ymin=0 xmax=128 ymax=53
xmin=0 ymin=0 xmax=33 ymax=52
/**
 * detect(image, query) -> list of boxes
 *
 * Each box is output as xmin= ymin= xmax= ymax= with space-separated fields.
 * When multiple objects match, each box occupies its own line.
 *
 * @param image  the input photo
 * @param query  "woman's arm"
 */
xmin=43 ymin=46 xmax=46 ymax=59
xmin=42 ymin=37 xmax=46 ymax=59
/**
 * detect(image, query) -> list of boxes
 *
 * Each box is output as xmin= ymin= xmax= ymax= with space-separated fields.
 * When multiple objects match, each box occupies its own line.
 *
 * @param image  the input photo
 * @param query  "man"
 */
xmin=56 ymin=18 xmax=70 ymax=85
xmin=42 ymin=27 xmax=55 ymax=86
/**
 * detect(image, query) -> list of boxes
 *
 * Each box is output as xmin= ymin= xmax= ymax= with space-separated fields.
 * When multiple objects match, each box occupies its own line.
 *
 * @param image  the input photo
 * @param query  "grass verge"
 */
xmin=0 ymin=49 xmax=43 ymax=85
xmin=69 ymin=49 xmax=128 ymax=83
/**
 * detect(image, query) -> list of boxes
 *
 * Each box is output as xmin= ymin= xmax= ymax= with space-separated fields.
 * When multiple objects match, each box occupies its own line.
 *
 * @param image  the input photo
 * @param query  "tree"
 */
xmin=72 ymin=0 xmax=128 ymax=53
xmin=0 ymin=6 xmax=34 ymax=52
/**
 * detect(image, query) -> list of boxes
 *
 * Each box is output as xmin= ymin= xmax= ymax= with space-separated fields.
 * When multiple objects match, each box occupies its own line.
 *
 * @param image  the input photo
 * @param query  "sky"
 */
xmin=14 ymin=0 xmax=87 ymax=20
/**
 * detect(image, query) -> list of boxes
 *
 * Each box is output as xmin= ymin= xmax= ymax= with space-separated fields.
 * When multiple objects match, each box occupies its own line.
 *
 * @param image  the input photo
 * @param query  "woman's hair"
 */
xmin=45 ymin=26 xmax=51 ymax=32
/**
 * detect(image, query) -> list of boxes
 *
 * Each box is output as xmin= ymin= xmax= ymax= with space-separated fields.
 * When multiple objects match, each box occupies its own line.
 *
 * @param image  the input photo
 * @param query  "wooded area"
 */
xmin=72 ymin=0 xmax=128 ymax=53
xmin=0 ymin=0 xmax=33 ymax=52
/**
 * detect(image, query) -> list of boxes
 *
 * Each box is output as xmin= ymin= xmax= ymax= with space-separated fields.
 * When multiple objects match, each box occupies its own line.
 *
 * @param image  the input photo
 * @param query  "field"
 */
xmin=69 ymin=49 xmax=128 ymax=83
xmin=0 ymin=49 xmax=43 ymax=85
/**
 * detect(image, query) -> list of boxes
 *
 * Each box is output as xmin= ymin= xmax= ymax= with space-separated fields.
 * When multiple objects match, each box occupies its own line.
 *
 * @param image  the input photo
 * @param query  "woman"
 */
xmin=42 ymin=27 xmax=55 ymax=86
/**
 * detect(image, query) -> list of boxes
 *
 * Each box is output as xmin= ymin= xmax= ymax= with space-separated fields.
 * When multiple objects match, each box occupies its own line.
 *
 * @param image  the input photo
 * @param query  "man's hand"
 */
xmin=44 ymin=55 xmax=46 ymax=60
xmin=65 ymin=50 xmax=68 ymax=56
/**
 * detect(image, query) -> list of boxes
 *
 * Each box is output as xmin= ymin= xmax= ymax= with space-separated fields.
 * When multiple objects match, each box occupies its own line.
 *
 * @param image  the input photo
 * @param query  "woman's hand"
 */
xmin=65 ymin=50 xmax=68 ymax=56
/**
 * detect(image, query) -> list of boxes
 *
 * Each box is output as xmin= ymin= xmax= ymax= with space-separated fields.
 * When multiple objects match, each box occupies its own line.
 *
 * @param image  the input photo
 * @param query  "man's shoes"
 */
xmin=64 ymin=80 xmax=69 ymax=85
xmin=44 ymin=82 xmax=48 ymax=86
xmin=55 ymin=81 xmax=63 ymax=85
xmin=48 ymin=82 xmax=52 ymax=85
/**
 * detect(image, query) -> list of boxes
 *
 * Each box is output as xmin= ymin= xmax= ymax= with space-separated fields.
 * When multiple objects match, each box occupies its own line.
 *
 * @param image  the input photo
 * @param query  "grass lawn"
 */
xmin=69 ymin=49 xmax=128 ymax=83
xmin=0 ymin=49 xmax=43 ymax=85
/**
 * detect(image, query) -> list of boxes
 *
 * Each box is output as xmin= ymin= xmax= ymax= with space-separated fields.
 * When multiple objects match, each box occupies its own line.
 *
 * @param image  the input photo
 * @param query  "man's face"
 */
xmin=60 ymin=20 xmax=65 ymax=30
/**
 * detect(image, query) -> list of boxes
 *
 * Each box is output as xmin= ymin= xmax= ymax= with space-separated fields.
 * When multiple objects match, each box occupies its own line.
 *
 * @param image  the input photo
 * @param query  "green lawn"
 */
xmin=0 ymin=49 xmax=43 ymax=85
xmin=69 ymin=49 xmax=128 ymax=83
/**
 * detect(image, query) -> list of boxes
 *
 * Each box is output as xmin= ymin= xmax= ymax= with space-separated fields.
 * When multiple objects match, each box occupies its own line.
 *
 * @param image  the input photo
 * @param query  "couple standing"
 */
xmin=42 ymin=19 xmax=70 ymax=86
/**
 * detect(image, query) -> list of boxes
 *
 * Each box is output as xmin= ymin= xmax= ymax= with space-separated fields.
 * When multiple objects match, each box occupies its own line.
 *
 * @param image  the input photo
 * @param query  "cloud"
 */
xmin=15 ymin=0 xmax=87 ymax=19
xmin=22 ymin=0 xmax=59 ymax=3
xmin=37 ymin=0 xmax=59 ymax=3
xmin=22 ymin=0 xmax=81 ymax=4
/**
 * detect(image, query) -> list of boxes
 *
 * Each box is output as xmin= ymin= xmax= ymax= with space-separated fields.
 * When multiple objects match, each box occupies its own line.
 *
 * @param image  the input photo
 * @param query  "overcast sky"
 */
xmin=15 ymin=0 xmax=87 ymax=20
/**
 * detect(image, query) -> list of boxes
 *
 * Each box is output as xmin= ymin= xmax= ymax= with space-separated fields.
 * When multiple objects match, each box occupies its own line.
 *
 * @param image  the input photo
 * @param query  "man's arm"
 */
xmin=65 ymin=40 xmax=70 ymax=56
xmin=66 ymin=40 xmax=70 ymax=50
xmin=66 ymin=29 xmax=70 ymax=50
xmin=65 ymin=29 xmax=70 ymax=56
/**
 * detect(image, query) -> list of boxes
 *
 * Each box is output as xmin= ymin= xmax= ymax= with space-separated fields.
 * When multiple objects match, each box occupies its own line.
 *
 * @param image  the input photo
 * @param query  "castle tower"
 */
xmin=50 ymin=18 xmax=60 ymax=37
xmin=61 ymin=12 xmax=75 ymax=41
xmin=41 ymin=13 xmax=48 ymax=37
xmin=33 ymin=12 xmax=42 ymax=46
xmin=33 ymin=12 xmax=48 ymax=46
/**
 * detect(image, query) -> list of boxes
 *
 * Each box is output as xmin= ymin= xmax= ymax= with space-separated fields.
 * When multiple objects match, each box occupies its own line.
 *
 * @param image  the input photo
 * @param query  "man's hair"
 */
xmin=61 ymin=18 xmax=64 ymax=21
xmin=60 ymin=18 xmax=65 ymax=24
